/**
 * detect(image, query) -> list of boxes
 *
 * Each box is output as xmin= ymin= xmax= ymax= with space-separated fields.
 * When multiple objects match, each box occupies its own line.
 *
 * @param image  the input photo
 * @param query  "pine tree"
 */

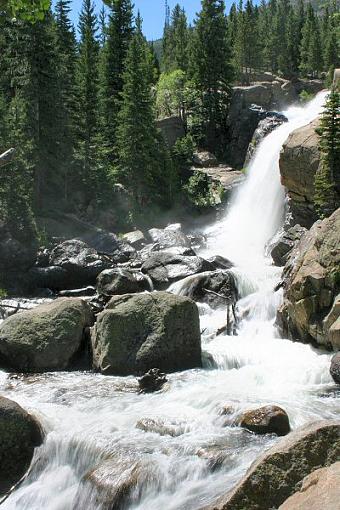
xmin=99 ymin=5 xmax=107 ymax=46
xmin=189 ymin=0 xmax=233 ymax=153
xmin=116 ymin=14 xmax=176 ymax=209
xmin=76 ymin=0 xmax=100 ymax=201
xmin=54 ymin=0 xmax=78 ymax=201
xmin=300 ymin=4 xmax=323 ymax=78
xmin=314 ymin=90 xmax=340 ymax=218
xmin=162 ymin=4 xmax=189 ymax=73
xmin=99 ymin=0 xmax=133 ymax=162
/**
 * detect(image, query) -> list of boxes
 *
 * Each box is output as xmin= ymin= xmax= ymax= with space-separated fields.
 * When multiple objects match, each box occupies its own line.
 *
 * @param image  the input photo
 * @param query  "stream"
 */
xmin=1 ymin=90 xmax=339 ymax=510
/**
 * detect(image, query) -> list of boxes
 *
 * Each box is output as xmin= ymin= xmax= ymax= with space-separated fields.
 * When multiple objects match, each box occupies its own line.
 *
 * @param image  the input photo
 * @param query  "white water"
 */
xmin=1 ymin=91 xmax=339 ymax=510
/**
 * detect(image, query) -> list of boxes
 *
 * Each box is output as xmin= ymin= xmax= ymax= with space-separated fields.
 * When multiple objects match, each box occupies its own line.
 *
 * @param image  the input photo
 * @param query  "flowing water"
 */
xmin=1 ymin=91 xmax=339 ymax=510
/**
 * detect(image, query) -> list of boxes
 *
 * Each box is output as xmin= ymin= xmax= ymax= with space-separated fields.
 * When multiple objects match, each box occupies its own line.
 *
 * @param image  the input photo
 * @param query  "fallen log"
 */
xmin=0 ymin=148 xmax=15 ymax=167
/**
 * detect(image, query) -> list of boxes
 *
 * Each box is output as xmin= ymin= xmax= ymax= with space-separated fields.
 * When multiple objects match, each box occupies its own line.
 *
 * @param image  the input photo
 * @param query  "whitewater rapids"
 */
xmin=1 ymin=91 xmax=339 ymax=510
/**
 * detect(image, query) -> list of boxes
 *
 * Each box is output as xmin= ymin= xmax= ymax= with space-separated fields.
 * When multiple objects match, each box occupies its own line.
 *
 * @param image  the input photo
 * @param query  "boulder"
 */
xmin=279 ymin=462 xmax=340 ymax=510
xmin=206 ymin=420 xmax=340 ymax=510
xmin=28 ymin=266 xmax=69 ymax=291
xmin=156 ymin=115 xmax=185 ymax=148
xmin=279 ymin=119 xmax=320 ymax=228
xmin=91 ymin=292 xmax=201 ymax=375
xmin=138 ymin=368 xmax=168 ymax=393
xmin=148 ymin=224 xmax=191 ymax=249
xmin=278 ymin=209 xmax=340 ymax=349
xmin=141 ymin=253 xmax=213 ymax=289
xmin=245 ymin=112 xmax=288 ymax=166
xmin=239 ymin=405 xmax=291 ymax=436
xmin=330 ymin=352 xmax=340 ymax=384
xmin=270 ymin=225 xmax=307 ymax=266
xmin=73 ymin=457 xmax=156 ymax=510
xmin=193 ymin=150 xmax=218 ymax=168
xmin=0 ymin=298 xmax=93 ymax=372
xmin=49 ymin=239 xmax=111 ymax=288
xmin=0 ymin=219 xmax=38 ymax=274
xmin=171 ymin=270 xmax=238 ymax=309
xmin=122 ymin=230 xmax=146 ymax=248
xmin=0 ymin=396 xmax=43 ymax=493
xmin=96 ymin=268 xmax=151 ymax=297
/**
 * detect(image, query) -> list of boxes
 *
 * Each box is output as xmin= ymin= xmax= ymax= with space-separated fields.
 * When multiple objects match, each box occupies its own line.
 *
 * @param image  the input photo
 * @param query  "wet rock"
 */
xmin=0 ymin=298 xmax=93 ymax=372
xmin=0 ymin=396 xmax=43 ymax=493
xmin=28 ymin=266 xmax=69 ymax=291
xmin=73 ymin=457 xmax=156 ymax=510
xmin=91 ymin=292 xmax=201 ymax=375
xmin=278 ymin=209 xmax=340 ymax=349
xmin=207 ymin=255 xmax=234 ymax=270
xmin=278 ymin=462 xmax=340 ymax=510
xmin=122 ymin=230 xmax=146 ymax=248
xmin=206 ymin=420 xmax=340 ymax=510
xmin=138 ymin=368 xmax=167 ymax=393
xmin=239 ymin=405 xmax=290 ymax=436
xmin=148 ymin=223 xmax=191 ymax=250
xmin=330 ymin=353 xmax=340 ymax=384
xmin=173 ymin=270 xmax=238 ymax=309
xmin=50 ymin=239 xmax=112 ymax=285
xmin=136 ymin=417 xmax=186 ymax=437
xmin=270 ymin=225 xmax=307 ymax=266
xmin=97 ymin=268 xmax=151 ymax=297
xmin=245 ymin=112 xmax=288 ymax=166
xmin=141 ymin=253 xmax=214 ymax=289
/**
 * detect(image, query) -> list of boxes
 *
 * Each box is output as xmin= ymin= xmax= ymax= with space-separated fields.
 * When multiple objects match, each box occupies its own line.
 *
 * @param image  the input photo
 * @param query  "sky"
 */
xmin=67 ymin=1 xmax=214 ymax=41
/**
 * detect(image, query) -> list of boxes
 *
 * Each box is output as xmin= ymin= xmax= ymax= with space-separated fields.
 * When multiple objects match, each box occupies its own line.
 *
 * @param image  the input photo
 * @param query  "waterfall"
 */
xmin=1 ymin=91 xmax=337 ymax=510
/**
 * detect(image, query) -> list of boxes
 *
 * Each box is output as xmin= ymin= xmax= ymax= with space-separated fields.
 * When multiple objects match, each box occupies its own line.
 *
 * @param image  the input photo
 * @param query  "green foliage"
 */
xmin=184 ymin=170 xmax=215 ymax=209
xmin=171 ymin=134 xmax=195 ymax=184
xmin=156 ymin=70 xmax=187 ymax=118
xmin=0 ymin=0 xmax=50 ymax=21
xmin=314 ymin=89 xmax=340 ymax=218
xmin=299 ymin=89 xmax=315 ymax=103
xmin=116 ymin=16 xmax=178 ymax=210
xmin=189 ymin=0 xmax=234 ymax=154
xmin=162 ymin=4 xmax=189 ymax=73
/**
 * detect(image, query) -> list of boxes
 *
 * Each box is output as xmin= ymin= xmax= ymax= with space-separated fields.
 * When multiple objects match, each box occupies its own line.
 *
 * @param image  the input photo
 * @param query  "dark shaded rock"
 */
xmin=49 ymin=239 xmax=111 ymax=288
xmin=193 ymin=150 xmax=218 ymax=168
xmin=138 ymin=368 xmax=167 ymax=393
xmin=141 ymin=253 xmax=214 ymax=289
xmin=207 ymin=255 xmax=234 ymax=271
xmin=0 ymin=396 xmax=43 ymax=493
xmin=0 ymin=298 xmax=93 ymax=372
xmin=28 ymin=266 xmax=69 ymax=291
xmin=239 ymin=405 xmax=291 ymax=436
xmin=0 ymin=220 xmax=38 ymax=273
xmin=91 ymin=292 xmax=202 ymax=375
xmin=245 ymin=112 xmax=288 ymax=166
xmin=206 ymin=420 xmax=340 ymax=510
xmin=172 ymin=270 xmax=238 ymax=309
xmin=97 ymin=268 xmax=151 ymax=297
xmin=270 ymin=225 xmax=307 ymax=266
xmin=330 ymin=353 xmax=340 ymax=384
xmin=156 ymin=115 xmax=185 ymax=148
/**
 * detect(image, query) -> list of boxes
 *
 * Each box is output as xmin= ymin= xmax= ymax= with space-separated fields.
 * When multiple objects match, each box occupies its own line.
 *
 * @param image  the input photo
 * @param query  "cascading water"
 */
xmin=1 ymin=91 xmax=339 ymax=510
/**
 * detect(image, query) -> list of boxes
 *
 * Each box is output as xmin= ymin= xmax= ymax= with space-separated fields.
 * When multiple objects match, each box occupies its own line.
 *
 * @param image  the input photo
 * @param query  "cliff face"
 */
xmin=279 ymin=119 xmax=321 ymax=228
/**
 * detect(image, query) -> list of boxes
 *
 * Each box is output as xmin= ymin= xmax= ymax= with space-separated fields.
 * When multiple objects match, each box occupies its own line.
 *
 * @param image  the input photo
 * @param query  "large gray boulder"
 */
xmin=279 ymin=462 xmax=340 ymax=510
xmin=0 ymin=396 xmax=43 ymax=493
xmin=270 ymin=225 xmax=307 ymax=267
xmin=148 ymin=224 xmax=191 ymax=249
xmin=278 ymin=209 xmax=340 ymax=349
xmin=91 ymin=292 xmax=202 ymax=375
xmin=206 ymin=420 xmax=340 ymax=510
xmin=0 ymin=298 xmax=93 ymax=372
xmin=141 ymin=253 xmax=213 ymax=289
